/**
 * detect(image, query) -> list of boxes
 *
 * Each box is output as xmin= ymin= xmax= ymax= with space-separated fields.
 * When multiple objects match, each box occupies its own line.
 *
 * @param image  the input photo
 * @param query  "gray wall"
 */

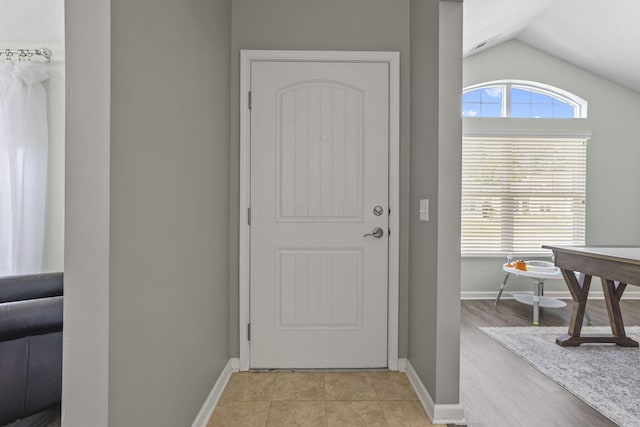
xmin=408 ymin=0 xmax=440 ymax=398
xmin=65 ymin=1 xmax=231 ymax=426
xmin=108 ymin=0 xmax=231 ymax=425
xmin=435 ymin=1 xmax=463 ymax=404
xmin=408 ymin=0 xmax=463 ymax=406
xmin=229 ymin=0 xmax=412 ymax=358
xmin=461 ymin=40 xmax=640 ymax=296
xmin=64 ymin=0 xmax=111 ymax=424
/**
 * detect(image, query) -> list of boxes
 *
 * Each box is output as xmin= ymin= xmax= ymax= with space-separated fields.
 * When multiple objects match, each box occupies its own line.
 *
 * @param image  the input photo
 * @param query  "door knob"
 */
xmin=364 ymin=227 xmax=384 ymax=238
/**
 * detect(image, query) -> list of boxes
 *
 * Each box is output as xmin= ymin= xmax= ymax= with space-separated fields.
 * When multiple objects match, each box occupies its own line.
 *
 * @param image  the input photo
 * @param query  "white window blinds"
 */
xmin=461 ymin=137 xmax=586 ymax=256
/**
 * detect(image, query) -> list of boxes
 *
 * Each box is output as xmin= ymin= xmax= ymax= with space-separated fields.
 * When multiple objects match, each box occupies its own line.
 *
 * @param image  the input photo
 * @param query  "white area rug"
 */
xmin=480 ymin=326 xmax=640 ymax=427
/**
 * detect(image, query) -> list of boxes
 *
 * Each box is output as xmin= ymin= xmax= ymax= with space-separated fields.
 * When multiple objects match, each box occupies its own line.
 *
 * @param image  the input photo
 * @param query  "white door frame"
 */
xmin=239 ymin=50 xmax=400 ymax=371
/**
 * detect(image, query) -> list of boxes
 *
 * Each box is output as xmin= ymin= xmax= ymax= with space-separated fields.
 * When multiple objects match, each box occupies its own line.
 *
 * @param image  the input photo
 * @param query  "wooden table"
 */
xmin=542 ymin=246 xmax=640 ymax=347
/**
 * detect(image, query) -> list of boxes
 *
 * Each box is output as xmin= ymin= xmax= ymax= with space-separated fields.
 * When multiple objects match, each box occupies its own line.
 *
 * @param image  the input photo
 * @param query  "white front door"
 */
xmin=250 ymin=60 xmax=390 ymax=369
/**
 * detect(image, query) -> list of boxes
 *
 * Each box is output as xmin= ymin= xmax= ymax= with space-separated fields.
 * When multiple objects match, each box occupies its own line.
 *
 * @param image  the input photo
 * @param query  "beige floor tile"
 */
xmin=266 ymin=401 xmax=326 ymax=426
xmin=272 ymin=372 xmax=325 ymax=401
xmin=220 ymin=372 xmax=277 ymax=401
xmin=370 ymin=372 xmax=418 ymax=400
xmin=326 ymin=401 xmax=388 ymax=427
xmin=380 ymin=401 xmax=437 ymax=427
xmin=324 ymin=372 xmax=377 ymax=400
xmin=207 ymin=401 xmax=270 ymax=427
xmin=211 ymin=372 xmax=443 ymax=427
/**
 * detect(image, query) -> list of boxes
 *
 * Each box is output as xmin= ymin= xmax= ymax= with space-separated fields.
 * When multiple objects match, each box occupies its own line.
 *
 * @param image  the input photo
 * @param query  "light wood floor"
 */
xmin=207 ymin=371 xmax=445 ymax=427
xmin=460 ymin=298 xmax=640 ymax=427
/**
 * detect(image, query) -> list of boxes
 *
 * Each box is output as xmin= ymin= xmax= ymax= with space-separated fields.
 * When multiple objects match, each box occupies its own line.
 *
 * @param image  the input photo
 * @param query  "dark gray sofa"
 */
xmin=0 ymin=273 xmax=63 ymax=426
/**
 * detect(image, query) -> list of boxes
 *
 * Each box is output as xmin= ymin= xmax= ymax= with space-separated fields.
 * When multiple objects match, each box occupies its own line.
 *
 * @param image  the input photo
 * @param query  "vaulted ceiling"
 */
xmin=464 ymin=0 xmax=640 ymax=93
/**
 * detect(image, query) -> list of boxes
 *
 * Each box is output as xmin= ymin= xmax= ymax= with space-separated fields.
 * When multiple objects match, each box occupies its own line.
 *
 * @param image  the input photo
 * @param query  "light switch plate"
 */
xmin=419 ymin=199 xmax=429 ymax=221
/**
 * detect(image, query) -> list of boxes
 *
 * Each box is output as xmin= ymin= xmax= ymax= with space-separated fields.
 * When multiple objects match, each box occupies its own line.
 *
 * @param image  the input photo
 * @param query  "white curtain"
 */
xmin=0 ymin=61 xmax=50 ymax=275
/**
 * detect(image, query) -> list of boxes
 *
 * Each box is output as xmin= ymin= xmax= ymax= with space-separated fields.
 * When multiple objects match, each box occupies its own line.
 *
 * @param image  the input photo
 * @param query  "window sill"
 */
xmin=461 ymin=253 xmax=553 ymax=260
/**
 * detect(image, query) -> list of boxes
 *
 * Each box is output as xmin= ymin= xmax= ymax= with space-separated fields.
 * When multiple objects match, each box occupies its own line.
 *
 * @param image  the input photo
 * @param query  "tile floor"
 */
xmin=206 ymin=371 xmax=445 ymax=427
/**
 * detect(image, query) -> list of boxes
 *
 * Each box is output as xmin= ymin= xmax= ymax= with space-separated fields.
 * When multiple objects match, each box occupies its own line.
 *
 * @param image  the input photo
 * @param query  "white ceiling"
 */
xmin=2 ymin=0 xmax=639 ymax=93
xmin=0 ymin=0 xmax=64 ymax=44
xmin=464 ymin=0 xmax=640 ymax=93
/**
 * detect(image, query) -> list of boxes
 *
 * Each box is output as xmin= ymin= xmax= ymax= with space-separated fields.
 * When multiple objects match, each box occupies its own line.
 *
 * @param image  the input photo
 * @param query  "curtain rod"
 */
xmin=0 ymin=48 xmax=52 ymax=63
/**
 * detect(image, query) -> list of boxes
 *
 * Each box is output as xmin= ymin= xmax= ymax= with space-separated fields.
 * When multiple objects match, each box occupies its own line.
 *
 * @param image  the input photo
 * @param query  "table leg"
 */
xmin=557 ymin=271 xmax=639 ymax=347
xmin=556 ymin=269 xmax=591 ymax=346
xmin=495 ymin=273 xmax=510 ymax=305
xmin=601 ymin=279 xmax=637 ymax=347
xmin=576 ymin=272 xmax=593 ymax=326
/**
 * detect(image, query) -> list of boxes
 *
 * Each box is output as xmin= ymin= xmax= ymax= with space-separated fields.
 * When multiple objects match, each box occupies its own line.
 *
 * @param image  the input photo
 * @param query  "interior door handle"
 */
xmin=364 ymin=227 xmax=384 ymax=238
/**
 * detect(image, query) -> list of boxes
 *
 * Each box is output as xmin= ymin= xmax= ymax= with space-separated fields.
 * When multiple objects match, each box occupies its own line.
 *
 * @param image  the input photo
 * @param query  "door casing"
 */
xmin=239 ymin=50 xmax=400 ymax=371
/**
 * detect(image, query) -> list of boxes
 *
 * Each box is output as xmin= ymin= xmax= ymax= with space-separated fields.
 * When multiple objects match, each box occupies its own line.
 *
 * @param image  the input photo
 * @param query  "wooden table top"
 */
xmin=542 ymin=246 xmax=640 ymax=265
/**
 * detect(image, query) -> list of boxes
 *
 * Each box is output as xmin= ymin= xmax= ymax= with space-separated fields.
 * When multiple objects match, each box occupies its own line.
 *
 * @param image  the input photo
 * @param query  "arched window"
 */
xmin=462 ymin=80 xmax=588 ymax=119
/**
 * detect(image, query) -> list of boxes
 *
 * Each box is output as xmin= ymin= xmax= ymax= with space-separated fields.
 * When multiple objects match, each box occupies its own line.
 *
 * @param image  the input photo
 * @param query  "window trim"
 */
xmin=463 ymin=80 xmax=589 ymax=119
xmin=463 ymin=129 xmax=593 ymax=139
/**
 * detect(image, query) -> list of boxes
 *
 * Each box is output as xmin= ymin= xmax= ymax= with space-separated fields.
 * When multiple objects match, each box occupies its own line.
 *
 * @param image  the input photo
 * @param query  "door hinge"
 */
xmin=248 ymin=91 xmax=252 ymax=110
xmin=388 ymin=227 xmax=391 ymax=236
xmin=247 ymin=323 xmax=251 ymax=341
xmin=248 ymin=207 xmax=251 ymax=226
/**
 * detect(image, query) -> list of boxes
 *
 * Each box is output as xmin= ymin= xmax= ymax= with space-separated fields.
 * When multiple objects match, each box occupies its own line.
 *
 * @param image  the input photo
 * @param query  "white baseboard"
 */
xmin=461 ymin=290 xmax=640 ymax=300
xmin=404 ymin=359 xmax=466 ymax=425
xmin=230 ymin=358 xmax=240 ymax=371
xmin=191 ymin=358 xmax=239 ymax=427
xmin=397 ymin=358 xmax=407 ymax=372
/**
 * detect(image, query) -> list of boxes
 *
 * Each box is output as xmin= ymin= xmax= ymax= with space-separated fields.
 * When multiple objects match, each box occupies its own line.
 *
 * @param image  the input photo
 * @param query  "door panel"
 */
xmin=277 ymin=249 xmax=362 ymax=328
xmin=278 ymin=83 xmax=362 ymax=222
xmin=250 ymin=61 xmax=389 ymax=368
